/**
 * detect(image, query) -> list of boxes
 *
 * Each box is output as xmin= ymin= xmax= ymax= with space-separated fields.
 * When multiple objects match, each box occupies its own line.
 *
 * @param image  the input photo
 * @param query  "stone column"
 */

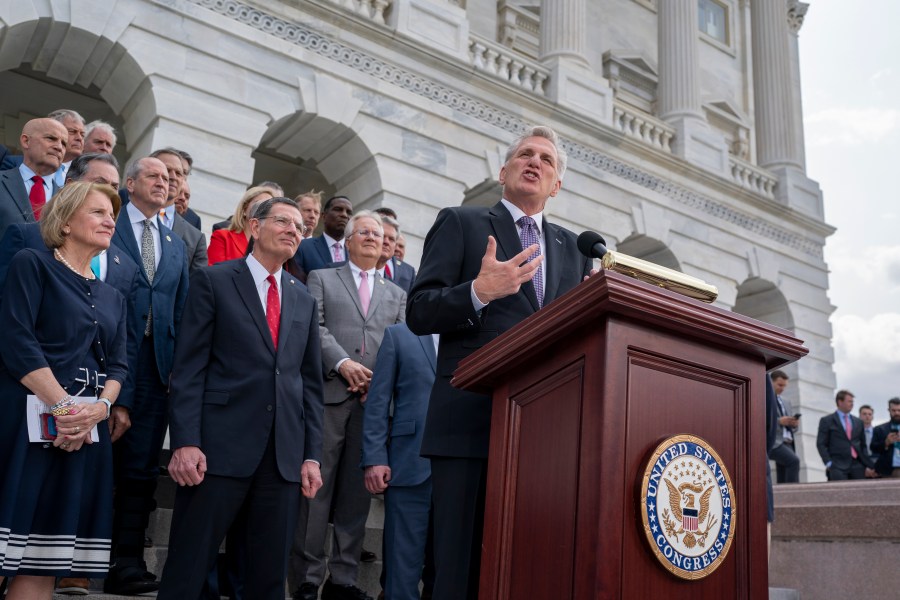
xmin=657 ymin=0 xmax=702 ymax=121
xmin=539 ymin=0 xmax=589 ymax=67
xmin=656 ymin=0 xmax=727 ymax=171
xmin=751 ymin=0 xmax=804 ymax=171
xmin=539 ymin=0 xmax=613 ymax=126
xmin=787 ymin=0 xmax=809 ymax=170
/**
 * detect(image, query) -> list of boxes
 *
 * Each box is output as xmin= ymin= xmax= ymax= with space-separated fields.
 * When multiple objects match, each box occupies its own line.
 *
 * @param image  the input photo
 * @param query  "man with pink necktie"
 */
xmin=816 ymin=389 xmax=876 ymax=480
xmin=290 ymin=210 xmax=406 ymax=600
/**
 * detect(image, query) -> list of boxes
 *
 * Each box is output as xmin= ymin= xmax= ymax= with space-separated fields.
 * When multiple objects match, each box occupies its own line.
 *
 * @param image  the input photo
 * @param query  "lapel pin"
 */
xmin=114 ymin=255 xmax=120 ymax=264
xmin=289 ymin=279 xmax=295 ymax=285
xmin=166 ymin=235 xmax=172 ymax=242
xmin=556 ymin=238 xmax=563 ymax=245
xmin=379 ymin=279 xmax=384 ymax=285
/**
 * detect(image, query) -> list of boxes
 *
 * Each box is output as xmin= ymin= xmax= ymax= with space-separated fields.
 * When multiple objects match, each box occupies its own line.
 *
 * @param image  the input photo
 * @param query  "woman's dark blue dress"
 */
xmin=0 ymin=249 xmax=127 ymax=577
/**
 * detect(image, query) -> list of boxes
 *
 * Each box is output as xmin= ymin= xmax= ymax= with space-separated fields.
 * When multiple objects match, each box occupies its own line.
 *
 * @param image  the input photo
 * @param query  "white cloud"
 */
xmin=829 ymin=244 xmax=900 ymax=286
xmin=805 ymin=108 xmax=900 ymax=146
xmin=832 ymin=313 xmax=900 ymax=373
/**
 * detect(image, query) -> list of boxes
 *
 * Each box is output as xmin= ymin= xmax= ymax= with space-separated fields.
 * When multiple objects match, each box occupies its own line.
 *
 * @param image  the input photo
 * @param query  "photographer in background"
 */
xmin=871 ymin=398 xmax=900 ymax=478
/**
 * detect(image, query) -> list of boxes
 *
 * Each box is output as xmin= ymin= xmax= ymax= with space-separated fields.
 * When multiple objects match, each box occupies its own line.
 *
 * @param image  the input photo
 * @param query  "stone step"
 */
xmin=769 ymin=588 xmax=801 ymax=600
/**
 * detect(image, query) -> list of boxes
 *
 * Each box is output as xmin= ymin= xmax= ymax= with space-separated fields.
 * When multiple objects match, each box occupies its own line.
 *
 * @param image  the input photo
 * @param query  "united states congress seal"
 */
xmin=639 ymin=434 xmax=735 ymax=580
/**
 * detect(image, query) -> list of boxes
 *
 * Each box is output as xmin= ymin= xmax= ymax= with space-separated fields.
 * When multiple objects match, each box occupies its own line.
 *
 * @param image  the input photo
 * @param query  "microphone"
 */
xmin=577 ymin=231 xmax=608 ymax=259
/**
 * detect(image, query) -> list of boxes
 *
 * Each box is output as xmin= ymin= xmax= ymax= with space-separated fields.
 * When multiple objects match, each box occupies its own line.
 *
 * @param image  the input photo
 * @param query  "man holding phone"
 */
xmin=769 ymin=370 xmax=801 ymax=483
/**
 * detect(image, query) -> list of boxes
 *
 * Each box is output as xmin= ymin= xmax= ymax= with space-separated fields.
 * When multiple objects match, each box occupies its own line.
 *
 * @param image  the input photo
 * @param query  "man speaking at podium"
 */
xmin=407 ymin=125 xmax=593 ymax=599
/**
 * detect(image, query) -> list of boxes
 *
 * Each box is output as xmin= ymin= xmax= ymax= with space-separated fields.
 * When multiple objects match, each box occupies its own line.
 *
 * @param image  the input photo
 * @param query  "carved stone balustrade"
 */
xmin=730 ymin=156 xmax=777 ymax=199
xmin=612 ymin=101 xmax=674 ymax=153
xmin=469 ymin=34 xmax=549 ymax=96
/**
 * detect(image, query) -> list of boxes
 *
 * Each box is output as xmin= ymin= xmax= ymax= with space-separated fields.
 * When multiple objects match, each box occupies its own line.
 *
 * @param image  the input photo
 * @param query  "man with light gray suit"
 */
xmin=290 ymin=211 xmax=406 ymax=600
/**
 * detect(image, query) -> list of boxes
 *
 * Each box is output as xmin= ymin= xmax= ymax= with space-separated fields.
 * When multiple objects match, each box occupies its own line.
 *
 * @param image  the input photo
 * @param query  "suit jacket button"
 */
xmin=266 ymin=405 xmax=273 ymax=411
xmin=275 ymin=368 xmax=280 ymax=375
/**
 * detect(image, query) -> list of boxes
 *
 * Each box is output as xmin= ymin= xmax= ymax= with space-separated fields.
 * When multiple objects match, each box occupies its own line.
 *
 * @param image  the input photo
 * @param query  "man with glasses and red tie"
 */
xmin=816 ymin=389 xmax=876 ymax=480
xmin=159 ymin=197 xmax=325 ymax=600
xmin=289 ymin=211 xmax=406 ymax=600
xmin=0 ymin=118 xmax=68 ymax=237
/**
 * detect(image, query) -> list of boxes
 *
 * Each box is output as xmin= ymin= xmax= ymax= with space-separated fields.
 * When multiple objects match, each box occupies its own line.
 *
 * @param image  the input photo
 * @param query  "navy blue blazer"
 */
xmin=1 ymin=153 xmax=22 ymax=170
xmin=111 ymin=210 xmax=189 ymax=385
xmin=361 ymin=323 xmax=436 ymax=487
xmin=294 ymin=234 xmax=335 ymax=274
xmin=0 ymin=222 xmax=143 ymax=408
xmin=168 ymin=259 xmax=325 ymax=481
xmin=389 ymin=257 xmax=416 ymax=294
xmin=182 ymin=208 xmax=202 ymax=230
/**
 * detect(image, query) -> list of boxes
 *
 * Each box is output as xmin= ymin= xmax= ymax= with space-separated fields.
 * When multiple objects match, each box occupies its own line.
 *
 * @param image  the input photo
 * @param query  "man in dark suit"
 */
xmin=105 ymin=156 xmax=190 ymax=595
xmin=768 ymin=370 xmax=800 ymax=483
xmin=362 ymin=323 xmax=436 ymax=600
xmin=816 ymin=389 xmax=876 ymax=480
xmin=290 ymin=211 xmax=406 ymax=600
xmin=0 ymin=118 xmax=68 ymax=236
xmin=152 ymin=148 xmax=208 ymax=270
xmin=871 ymin=398 xmax=900 ymax=478
xmin=406 ymin=125 xmax=593 ymax=599
xmin=293 ymin=195 xmax=353 ymax=273
xmin=158 ymin=197 xmax=324 ymax=600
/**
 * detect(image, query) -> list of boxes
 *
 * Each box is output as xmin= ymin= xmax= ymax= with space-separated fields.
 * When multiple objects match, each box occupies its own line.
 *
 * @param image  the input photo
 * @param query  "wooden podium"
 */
xmin=452 ymin=270 xmax=807 ymax=600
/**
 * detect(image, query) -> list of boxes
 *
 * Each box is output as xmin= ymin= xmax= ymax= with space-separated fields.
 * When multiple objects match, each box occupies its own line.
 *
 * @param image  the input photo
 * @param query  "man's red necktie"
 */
xmin=266 ymin=274 xmax=280 ymax=348
xmin=30 ymin=175 xmax=46 ymax=219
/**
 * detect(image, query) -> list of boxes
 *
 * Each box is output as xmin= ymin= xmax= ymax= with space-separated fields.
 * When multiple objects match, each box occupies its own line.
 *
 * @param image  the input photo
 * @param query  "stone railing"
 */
xmin=729 ymin=155 xmax=777 ymax=199
xmin=320 ymin=0 xmax=392 ymax=25
xmin=612 ymin=101 xmax=674 ymax=153
xmin=468 ymin=34 xmax=549 ymax=96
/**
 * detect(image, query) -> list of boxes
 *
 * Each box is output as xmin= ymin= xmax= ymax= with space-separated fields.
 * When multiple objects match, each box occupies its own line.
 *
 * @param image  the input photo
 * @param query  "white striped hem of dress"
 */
xmin=0 ymin=529 xmax=110 ymax=573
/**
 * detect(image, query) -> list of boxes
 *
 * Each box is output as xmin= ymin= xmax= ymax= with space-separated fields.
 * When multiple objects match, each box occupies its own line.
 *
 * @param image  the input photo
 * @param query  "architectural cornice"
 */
xmin=187 ymin=0 xmax=825 ymax=258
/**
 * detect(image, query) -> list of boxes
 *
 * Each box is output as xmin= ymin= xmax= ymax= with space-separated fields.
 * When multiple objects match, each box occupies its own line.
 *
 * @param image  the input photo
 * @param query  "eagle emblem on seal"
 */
xmin=662 ymin=478 xmax=717 ymax=549
xmin=639 ymin=434 xmax=736 ymax=580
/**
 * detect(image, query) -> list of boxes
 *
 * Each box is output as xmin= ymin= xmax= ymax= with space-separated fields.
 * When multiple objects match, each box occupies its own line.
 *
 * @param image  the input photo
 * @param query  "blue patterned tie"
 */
xmin=517 ymin=216 xmax=543 ymax=307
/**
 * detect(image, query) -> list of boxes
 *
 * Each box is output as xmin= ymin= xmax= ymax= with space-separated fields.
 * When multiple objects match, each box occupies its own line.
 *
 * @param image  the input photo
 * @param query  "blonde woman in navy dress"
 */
xmin=0 ymin=182 xmax=127 ymax=599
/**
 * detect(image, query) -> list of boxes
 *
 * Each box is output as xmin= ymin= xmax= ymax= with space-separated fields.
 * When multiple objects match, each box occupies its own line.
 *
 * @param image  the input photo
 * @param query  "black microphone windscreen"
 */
xmin=577 ymin=231 xmax=607 ymax=258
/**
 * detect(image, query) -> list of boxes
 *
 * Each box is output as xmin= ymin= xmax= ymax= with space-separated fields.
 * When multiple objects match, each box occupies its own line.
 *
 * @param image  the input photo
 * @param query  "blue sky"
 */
xmin=801 ymin=1 xmax=900 ymax=422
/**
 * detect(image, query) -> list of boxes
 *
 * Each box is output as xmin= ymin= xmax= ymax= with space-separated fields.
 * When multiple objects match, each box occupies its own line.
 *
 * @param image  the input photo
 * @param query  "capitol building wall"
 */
xmin=0 ymin=0 xmax=834 ymax=480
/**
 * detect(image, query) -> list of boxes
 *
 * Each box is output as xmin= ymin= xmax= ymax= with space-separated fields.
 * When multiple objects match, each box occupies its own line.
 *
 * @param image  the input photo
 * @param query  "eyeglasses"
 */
xmin=351 ymin=229 xmax=383 ymax=239
xmin=259 ymin=215 xmax=307 ymax=235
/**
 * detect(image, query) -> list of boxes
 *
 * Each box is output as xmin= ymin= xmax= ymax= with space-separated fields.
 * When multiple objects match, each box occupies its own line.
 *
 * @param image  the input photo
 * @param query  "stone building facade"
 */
xmin=0 ymin=0 xmax=833 ymax=480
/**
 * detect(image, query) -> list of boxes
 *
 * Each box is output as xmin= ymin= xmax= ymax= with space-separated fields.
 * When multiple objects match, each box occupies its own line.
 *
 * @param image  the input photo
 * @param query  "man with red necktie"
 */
xmin=0 ymin=118 xmax=67 ymax=237
xmin=159 ymin=197 xmax=324 ymax=600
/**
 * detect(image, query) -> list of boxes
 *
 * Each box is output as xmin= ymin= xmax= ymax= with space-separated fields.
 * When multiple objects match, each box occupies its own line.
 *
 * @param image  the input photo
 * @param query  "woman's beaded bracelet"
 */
xmin=50 ymin=395 xmax=75 ymax=416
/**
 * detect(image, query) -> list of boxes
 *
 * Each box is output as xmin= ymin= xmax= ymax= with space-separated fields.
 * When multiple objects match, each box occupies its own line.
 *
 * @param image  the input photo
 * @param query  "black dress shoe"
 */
xmin=103 ymin=566 xmax=160 ymax=595
xmin=322 ymin=578 xmax=373 ymax=600
xmin=360 ymin=549 xmax=377 ymax=562
xmin=292 ymin=581 xmax=320 ymax=600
